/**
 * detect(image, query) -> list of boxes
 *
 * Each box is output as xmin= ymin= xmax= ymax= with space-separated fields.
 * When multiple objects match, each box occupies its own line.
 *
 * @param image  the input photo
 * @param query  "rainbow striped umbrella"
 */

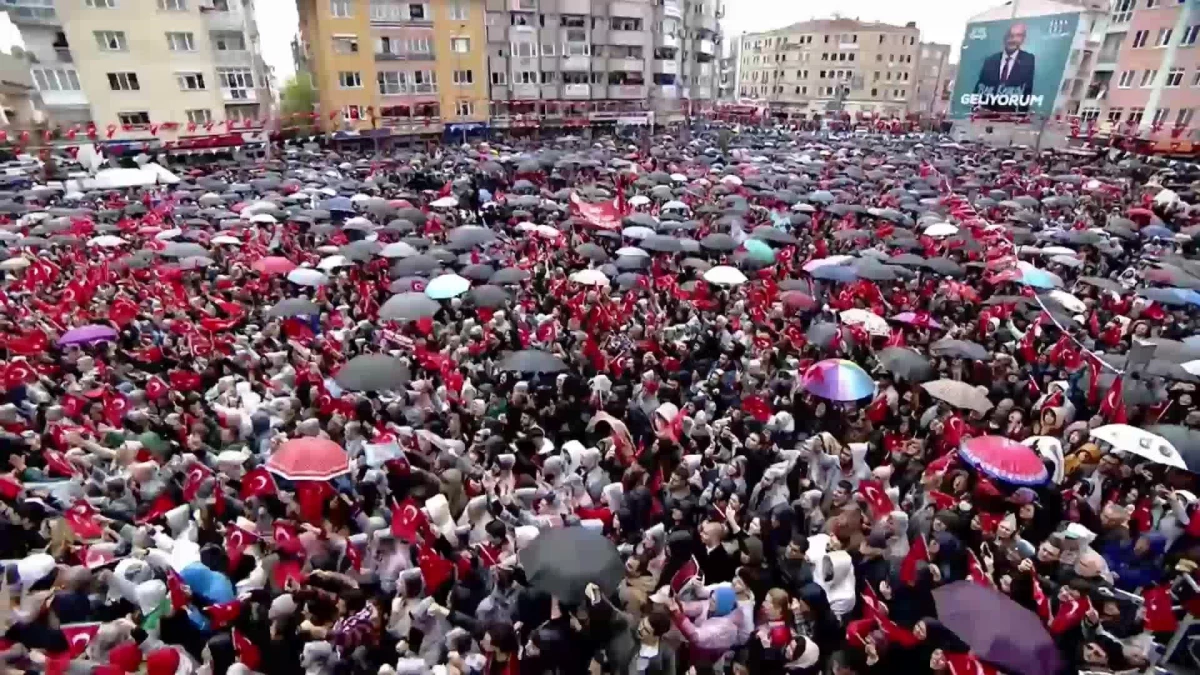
xmin=801 ymin=359 xmax=875 ymax=401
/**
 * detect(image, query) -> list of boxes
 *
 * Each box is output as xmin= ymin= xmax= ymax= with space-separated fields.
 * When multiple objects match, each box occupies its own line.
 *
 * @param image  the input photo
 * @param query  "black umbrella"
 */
xmin=701 ymin=233 xmax=736 ymax=251
xmin=640 ymin=234 xmax=682 ymax=253
xmin=922 ymin=257 xmax=964 ymax=276
xmin=379 ymin=292 xmax=440 ymax=321
xmin=490 ymin=267 xmax=530 ymax=285
xmin=876 ymin=347 xmax=934 ymax=382
xmin=391 ymin=255 xmax=440 ymax=276
xmin=334 ymin=354 xmax=410 ymax=392
xmin=518 ymin=527 xmax=623 ymax=603
xmin=497 ymin=349 xmax=569 ymax=373
xmin=576 ymin=243 xmax=608 ymax=262
xmin=447 ymin=226 xmax=498 ymax=249
xmin=1076 ymin=276 xmax=1123 ymax=293
xmin=1145 ymin=425 xmax=1200 ymax=473
xmin=459 ymin=264 xmax=495 ymax=282
xmin=751 ymin=226 xmax=797 ymax=245
xmin=930 ymin=338 xmax=991 ymax=361
xmin=467 ymin=285 xmax=510 ymax=308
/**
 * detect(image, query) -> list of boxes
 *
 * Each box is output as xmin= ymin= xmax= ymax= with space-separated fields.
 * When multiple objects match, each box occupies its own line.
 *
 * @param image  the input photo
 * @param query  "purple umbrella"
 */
xmin=58 ymin=324 xmax=118 ymax=346
xmin=932 ymin=581 xmax=1062 ymax=675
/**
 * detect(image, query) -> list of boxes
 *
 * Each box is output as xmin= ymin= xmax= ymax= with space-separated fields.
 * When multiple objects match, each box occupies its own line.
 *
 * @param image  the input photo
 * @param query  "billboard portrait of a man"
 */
xmin=975 ymin=23 xmax=1036 ymax=112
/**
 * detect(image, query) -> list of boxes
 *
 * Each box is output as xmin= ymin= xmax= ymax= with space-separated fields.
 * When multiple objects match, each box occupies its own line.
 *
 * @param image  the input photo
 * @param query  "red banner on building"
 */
xmin=569 ymin=192 xmax=622 ymax=231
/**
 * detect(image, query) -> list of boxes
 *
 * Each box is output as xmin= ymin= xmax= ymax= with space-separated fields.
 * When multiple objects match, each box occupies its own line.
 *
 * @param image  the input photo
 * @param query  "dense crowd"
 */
xmin=0 ymin=126 xmax=1199 ymax=675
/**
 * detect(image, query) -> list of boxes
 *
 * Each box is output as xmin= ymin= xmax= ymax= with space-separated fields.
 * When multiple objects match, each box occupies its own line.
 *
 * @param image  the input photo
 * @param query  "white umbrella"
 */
xmin=287 ymin=268 xmax=329 ymax=287
xmin=616 ymin=246 xmax=649 ymax=258
xmin=241 ymin=200 xmax=278 ymax=215
xmin=840 ymin=308 xmax=889 ymax=336
xmin=425 ymin=273 xmax=471 ymax=299
xmin=923 ymin=222 xmax=958 ymax=237
xmin=629 ymin=195 xmax=651 ymax=206
xmin=792 ymin=203 xmax=816 ymax=213
xmin=1038 ymin=246 xmax=1076 ymax=257
xmin=622 ymin=226 xmax=655 ymax=240
xmin=802 ymin=255 xmax=853 ymax=272
xmin=350 ymin=193 xmax=371 ymax=203
xmin=1022 ymin=436 xmax=1065 ymax=484
xmin=1046 ymin=289 xmax=1086 ymax=313
xmin=211 ymin=235 xmax=241 ymax=245
xmin=534 ymin=225 xmax=561 ymax=239
xmin=515 ymin=221 xmax=537 ymax=232
xmin=379 ymin=242 xmax=419 ymax=259
xmin=155 ymin=228 xmax=182 ymax=241
xmin=345 ymin=216 xmax=376 ymax=230
xmin=670 ymin=173 xmax=687 ymax=182
xmin=87 ymin=235 xmax=127 ymax=248
xmin=703 ymin=265 xmax=748 ymax=286
xmin=720 ymin=175 xmax=743 ymax=186
xmin=430 ymin=196 xmax=458 ymax=208
xmin=1089 ymin=424 xmax=1186 ymax=469
xmin=662 ymin=200 xmax=689 ymax=211
xmin=250 ymin=213 xmax=278 ymax=224
xmin=317 ymin=255 xmax=352 ymax=271
xmin=1051 ymin=255 xmax=1083 ymax=268
xmin=0 ymin=257 xmax=30 ymax=270
xmin=570 ymin=269 xmax=610 ymax=287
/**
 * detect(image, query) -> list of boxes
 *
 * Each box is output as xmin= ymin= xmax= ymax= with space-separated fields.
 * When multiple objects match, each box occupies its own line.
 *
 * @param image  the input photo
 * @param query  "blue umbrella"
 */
xmin=425 ymin=273 xmax=471 ymax=299
xmin=742 ymin=239 xmax=776 ymax=264
xmin=1016 ymin=267 xmax=1062 ymax=290
xmin=1139 ymin=287 xmax=1200 ymax=307
xmin=180 ymin=562 xmax=235 ymax=604
xmin=1141 ymin=225 xmax=1174 ymax=239
xmin=810 ymin=265 xmax=858 ymax=283
xmin=320 ymin=197 xmax=355 ymax=214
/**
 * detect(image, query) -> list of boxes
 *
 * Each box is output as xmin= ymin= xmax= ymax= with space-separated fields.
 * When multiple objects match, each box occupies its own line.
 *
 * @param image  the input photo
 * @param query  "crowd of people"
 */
xmin=0 ymin=125 xmax=1199 ymax=675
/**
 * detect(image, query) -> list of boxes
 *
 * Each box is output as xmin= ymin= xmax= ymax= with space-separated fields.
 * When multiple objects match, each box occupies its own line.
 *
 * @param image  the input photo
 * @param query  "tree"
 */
xmin=279 ymin=74 xmax=318 ymax=135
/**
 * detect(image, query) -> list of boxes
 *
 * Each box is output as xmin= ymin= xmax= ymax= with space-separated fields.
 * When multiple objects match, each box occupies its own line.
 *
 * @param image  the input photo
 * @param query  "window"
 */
xmin=448 ymin=0 xmax=466 ymax=19
xmin=491 ymin=71 xmax=506 ymax=85
xmin=157 ymin=0 xmax=185 ymax=8
xmin=409 ymin=36 xmax=431 ymax=53
xmin=95 ymin=30 xmax=127 ymax=50
xmin=1141 ymin=69 xmax=1158 ymax=86
xmin=378 ymin=70 xmax=405 ymax=93
xmin=186 ymin=108 xmax=212 ymax=124
xmin=1080 ymin=107 xmax=1100 ymax=122
xmin=211 ymin=0 xmax=229 ymax=9
xmin=407 ymin=2 xmax=426 ymax=19
xmin=166 ymin=31 xmax=195 ymax=51
xmin=455 ymin=100 xmax=473 ymax=116
xmin=512 ymin=42 xmax=536 ymax=57
xmin=541 ymin=43 xmax=555 ymax=56
xmin=107 ymin=72 xmax=140 ymax=90
xmin=331 ymin=0 xmax=349 ymax=16
xmin=32 ymin=67 xmax=81 ymax=91
xmin=451 ymin=37 xmax=470 ymax=53
xmin=1167 ymin=67 xmax=1185 ymax=86
xmin=85 ymin=0 xmax=115 ymax=7
xmin=453 ymin=69 xmax=473 ymax=85
xmin=1133 ymin=29 xmax=1149 ymax=48
xmin=218 ymin=68 xmax=254 ymax=90
xmin=1176 ymin=108 xmax=1194 ymax=127
xmin=1128 ymin=107 xmax=1145 ymax=124
xmin=1148 ymin=0 xmax=1160 ymax=7
xmin=1153 ymin=108 xmax=1170 ymax=125
xmin=1118 ymin=70 xmax=1135 ymax=87
xmin=212 ymin=31 xmax=246 ymax=51
xmin=342 ymin=104 xmax=364 ymax=120
xmin=333 ymin=35 xmax=359 ymax=53
xmin=1184 ymin=25 xmax=1200 ymax=46
xmin=515 ymin=70 xmax=535 ymax=84
xmin=1108 ymin=108 xmax=1123 ymax=123
xmin=177 ymin=72 xmax=206 ymax=90
xmin=118 ymin=111 xmax=150 ymax=125
xmin=412 ymin=69 xmax=436 ymax=92
xmin=1156 ymin=28 xmax=1174 ymax=46
xmin=338 ymin=71 xmax=363 ymax=88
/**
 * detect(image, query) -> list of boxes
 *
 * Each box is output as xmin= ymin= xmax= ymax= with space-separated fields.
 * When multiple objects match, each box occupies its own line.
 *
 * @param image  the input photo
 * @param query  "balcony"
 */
xmin=563 ymin=83 xmax=593 ymax=98
xmin=659 ymin=32 xmax=679 ymax=49
xmin=653 ymin=84 xmax=679 ymax=98
xmin=562 ymin=54 xmax=590 ymax=70
xmin=2 ymin=0 xmax=58 ymax=25
xmin=696 ymin=14 xmax=716 ymax=33
xmin=696 ymin=39 xmax=715 ymax=56
xmin=540 ymin=84 xmax=558 ymax=98
xmin=609 ymin=30 xmax=649 ymax=47
xmin=487 ymin=24 xmax=508 ymax=42
xmin=53 ymin=47 xmax=72 ymax=62
xmin=39 ymin=88 xmax=88 ymax=107
xmin=559 ymin=0 xmax=590 ymax=12
xmin=512 ymin=83 xmax=539 ymax=98
xmin=661 ymin=0 xmax=682 ymax=18
xmin=653 ymin=59 xmax=678 ymax=75
xmin=214 ymin=49 xmax=253 ymax=65
xmin=491 ymin=84 xmax=510 ymax=98
xmin=1095 ymin=49 xmax=1119 ymax=69
xmin=609 ymin=84 xmax=646 ymax=98
xmin=608 ymin=56 xmax=644 ymax=71
xmin=204 ymin=8 xmax=245 ymax=31
xmin=222 ymin=87 xmax=257 ymax=103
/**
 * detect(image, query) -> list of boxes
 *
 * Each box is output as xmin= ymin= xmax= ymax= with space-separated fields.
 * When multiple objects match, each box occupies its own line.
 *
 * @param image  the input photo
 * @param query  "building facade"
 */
xmin=736 ymin=18 xmax=923 ymax=119
xmin=294 ymin=0 xmax=490 ymax=134
xmin=3 ymin=0 xmax=271 ymax=140
xmin=717 ymin=30 xmax=739 ymax=100
xmin=915 ymin=41 xmax=950 ymax=115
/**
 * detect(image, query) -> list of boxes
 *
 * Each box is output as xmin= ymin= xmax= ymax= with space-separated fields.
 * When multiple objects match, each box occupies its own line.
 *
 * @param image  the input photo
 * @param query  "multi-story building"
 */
xmin=482 ymin=0 xmax=721 ymax=128
xmin=915 ymin=41 xmax=950 ymax=115
xmin=717 ymin=31 xmax=739 ymax=100
xmin=1083 ymin=0 xmax=1200 ymax=139
xmin=3 ymin=0 xmax=271 ymax=141
xmin=294 ymin=0 xmax=492 ymax=136
xmin=736 ymin=18 xmax=923 ymax=119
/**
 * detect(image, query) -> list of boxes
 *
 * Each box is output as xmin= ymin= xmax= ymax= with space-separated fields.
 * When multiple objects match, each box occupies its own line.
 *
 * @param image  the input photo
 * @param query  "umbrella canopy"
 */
xmin=266 ymin=438 xmax=350 ymax=481
xmin=425 ymin=273 xmax=471 ymax=299
xmin=518 ymin=527 xmax=623 ymax=603
xmin=958 ymin=435 xmax=1049 ymax=485
xmin=334 ymin=354 xmax=411 ymax=392
xmin=497 ymin=350 xmax=569 ymax=373
xmin=58 ymin=324 xmax=118 ymax=346
xmin=801 ymin=359 xmax=875 ymax=401
xmin=467 ymin=285 xmax=510 ymax=308
xmin=379 ymin=292 xmax=441 ymax=321
xmin=876 ymin=347 xmax=934 ymax=382
xmin=287 ymin=268 xmax=330 ymax=287
xmin=921 ymin=379 xmax=994 ymax=414
xmin=1089 ymin=424 xmax=1186 ymax=469
xmin=703 ymin=265 xmax=748 ymax=286
xmin=839 ymin=309 xmax=889 ymax=336
xmin=933 ymin=581 xmax=1062 ymax=675
xmin=266 ymin=298 xmax=320 ymax=318
xmin=252 ymin=256 xmax=298 ymax=276
xmin=930 ymin=338 xmax=991 ymax=361
xmin=1144 ymin=425 xmax=1200 ymax=473
xmin=570 ymin=269 xmax=611 ymax=287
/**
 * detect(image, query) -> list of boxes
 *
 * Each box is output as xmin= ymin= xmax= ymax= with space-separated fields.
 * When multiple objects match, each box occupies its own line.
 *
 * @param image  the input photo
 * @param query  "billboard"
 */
xmin=950 ymin=12 xmax=1080 ymax=119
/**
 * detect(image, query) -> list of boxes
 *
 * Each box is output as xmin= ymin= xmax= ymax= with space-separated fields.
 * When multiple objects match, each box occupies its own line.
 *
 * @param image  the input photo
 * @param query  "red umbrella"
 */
xmin=1126 ymin=207 xmax=1155 ymax=225
xmin=781 ymin=290 xmax=816 ymax=311
xmin=266 ymin=438 xmax=350 ymax=481
xmin=957 ymin=436 xmax=1048 ymax=486
xmin=252 ymin=256 xmax=297 ymax=276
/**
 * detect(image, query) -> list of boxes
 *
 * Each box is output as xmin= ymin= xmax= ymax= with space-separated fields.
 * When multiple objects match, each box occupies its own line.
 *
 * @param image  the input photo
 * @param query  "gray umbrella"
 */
xmin=379 ymin=292 xmax=441 ymax=321
xmin=640 ymin=235 xmax=682 ymax=253
xmin=390 ymin=255 xmax=440 ymax=276
xmin=388 ymin=276 xmax=429 ymax=293
xmin=751 ymin=226 xmax=797 ymax=245
xmin=930 ymin=338 xmax=991 ymax=361
xmin=806 ymin=322 xmax=850 ymax=349
xmin=922 ymin=257 xmax=964 ymax=277
xmin=701 ymin=233 xmax=736 ymax=251
xmin=447 ymin=226 xmax=498 ymax=249
xmin=267 ymin=298 xmax=321 ymax=318
xmin=615 ymin=272 xmax=645 ymax=290
xmin=576 ymin=243 xmax=608 ymax=262
xmin=490 ymin=267 xmax=530 ymax=285
xmin=467 ymin=285 xmax=510 ymax=308
xmin=497 ymin=349 xmax=569 ymax=373
xmin=385 ymin=219 xmax=417 ymax=234
xmin=340 ymin=240 xmax=381 ymax=262
xmin=334 ymin=354 xmax=410 ymax=392
xmin=877 ymin=347 xmax=935 ymax=382
xmin=159 ymin=242 xmax=209 ymax=258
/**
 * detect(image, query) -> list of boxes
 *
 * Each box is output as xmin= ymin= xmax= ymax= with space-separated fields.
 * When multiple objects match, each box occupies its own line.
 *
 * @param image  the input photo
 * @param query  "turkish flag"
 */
xmin=860 ymin=584 xmax=883 ymax=621
xmin=865 ymin=394 xmax=890 ymax=424
xmin=1048 ymin=594 xmax=1091 ymax=634
xmin=295 ymin=481 xmax=335 ymax=525
xmin=182 ymin=462 xmax=213 ymax=502
xmin=64 ymin=500 xmax=104 ymax=539
xmin=899 ymin=534 xmax=929 ymax=586
xmin=876 ymin=613 xmax=920 ymax=648
xmin=79 ymin=546 xmax=119 ymax=570
xmin=966 ymin=549 xmax=990 ymax=586
xmin=165 ymin=568 xmax=189 ymax=610
xmin=857 ymin=479 xmax=895 ymax=517
xmin=271 ymin=558 xmax=305 ymax=589
xmin=103 ymin=392 xmax=129 ymax=427
xmin=4 ymin=360 xmax=35 ymax=388
xmin=927 ymin=490 xmax=957 ymax=510
xmin=344 ymin=539 xmax=363 ymax=572
xmin=669 ymin=556 xmax=702 ymax=593
xmin=1031 ymin=573 xmax=1051 ymax=622
xmin=240 ymin=467 xmax=278 ymax=500
xmin=205 ymin=599 xmax=243 ymax=629
xmin=1100 ymin=376 xmax=1128 ymax=424
xmin=391 ymin=498 xmax=429 ymax=543
xmin=233 ymin=629 xmax=261 ymax=670
xmin=168 ymin=369 xmax=203 ymax=392
xmin=225 ymin=524 xmax=257 ymax=569
xmin=417 ymin=542 xmax=455 ymax=593
xmin=1143 ymin=584 xmax=1179 ymax=632
xmin=137 ymin=492 xmax=177 ymax=525
xmin=59 ymin=623 xmax=102 ymax=659
xmin=0 ymin=474 xmax=21 ymax=500
xmin=145 ymin=376 xmax=169 ymax=400
xmin=272 ymin=520 xmax=305 ymax=557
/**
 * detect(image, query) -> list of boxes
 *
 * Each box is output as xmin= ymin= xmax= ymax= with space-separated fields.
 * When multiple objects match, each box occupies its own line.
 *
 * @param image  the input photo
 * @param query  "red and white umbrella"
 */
xmin=266 ymin=437 xmax=350 ymax=481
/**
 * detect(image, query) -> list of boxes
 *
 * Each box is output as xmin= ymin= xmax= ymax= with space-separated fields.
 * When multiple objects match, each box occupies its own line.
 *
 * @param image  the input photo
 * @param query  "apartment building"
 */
xmin=3 ymin=0 xmax=271 ymax=140
xmin=915 ymin=42 xmax=950 ymax=115
xmin=294 ymin=0 xmax=490 ymax=135
xmin=483 ymin=0 xmax=721 ymax=126
xmin=737 ymin=18 xmax=923 ymax=119
xmin=1083 ymin=0 xmax=1200 ymax=138
xmin=717 ymin=31 xmax=739 ymax=100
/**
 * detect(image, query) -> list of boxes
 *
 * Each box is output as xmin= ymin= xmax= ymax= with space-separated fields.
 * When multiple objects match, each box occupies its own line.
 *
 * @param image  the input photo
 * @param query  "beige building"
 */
xmin=737 ymin=18 xmax=922 ymax=118
xmin=916 ymin=42 xmax=951 ymax=116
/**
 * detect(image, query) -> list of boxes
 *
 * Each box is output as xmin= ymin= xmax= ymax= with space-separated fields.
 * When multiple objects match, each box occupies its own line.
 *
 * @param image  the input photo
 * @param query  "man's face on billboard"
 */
xmin=1005 ymin=24 xmax=1027 ymax=53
